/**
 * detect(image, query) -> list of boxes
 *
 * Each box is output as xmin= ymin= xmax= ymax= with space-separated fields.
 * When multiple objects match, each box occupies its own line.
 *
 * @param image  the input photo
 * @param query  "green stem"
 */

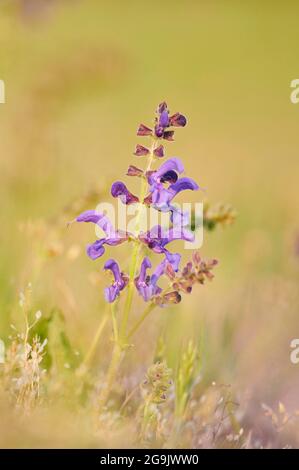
xmin=128 ymin=303 xmax=156 ymax=339
xmin=98 ymin=138 xmax=158 ymax=411
xmin=80 ymin=312 xmax=108 ymax=371
xmin=111 ymin=302 xmax=118 ymax=344
xmin=98 ymin=341 xmax=123 ymax=411
xmin=119 ymin=138 xmax=157 ymax=343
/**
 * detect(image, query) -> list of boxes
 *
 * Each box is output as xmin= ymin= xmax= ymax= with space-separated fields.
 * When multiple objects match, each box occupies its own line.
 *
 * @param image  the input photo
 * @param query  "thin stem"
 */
xmin=119 ymin=138 xmax=158 ymax=343
xmin=128 ymin=303 xmax=156 ymax=339
xmin=111 ymin=302 xmax=118 ymax=344
xmin=80 ymin=311 xmax=108 ymax=370
xmin=98 ymin=138 xmax=158 ymax=411
xmin=98 ymin=341 xmax=122 ymax=411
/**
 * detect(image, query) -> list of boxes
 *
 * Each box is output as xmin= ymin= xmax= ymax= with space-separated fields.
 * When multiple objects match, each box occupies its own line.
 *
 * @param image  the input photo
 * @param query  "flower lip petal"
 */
xmin=87 ymin=239 xmax=105 ymax=259
xmin=76 ymin=210 xmax=115 ymax=237
xmin=169 ymin=177 xmax=199 ymax=193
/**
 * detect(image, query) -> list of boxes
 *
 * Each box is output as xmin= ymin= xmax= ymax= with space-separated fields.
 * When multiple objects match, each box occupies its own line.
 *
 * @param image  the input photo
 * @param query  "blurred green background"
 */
xmin=1 ymin=0 xmax=299 ymax=444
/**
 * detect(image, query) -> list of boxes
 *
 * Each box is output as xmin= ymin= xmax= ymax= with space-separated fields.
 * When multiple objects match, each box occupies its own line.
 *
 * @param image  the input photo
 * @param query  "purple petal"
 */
xmin=138 ymin=257 xmax=152 ymax=283
xmin=104 ymin=259 xmax=122 ymax=283
xmin=159 ymin=109 xmax=169 ymax=128
xmin=111 ymin=181 xmax=139 ymax=205
xmin=169 ymin=177 xmax=199 ymax=194
xmin=104 ymin=285 xmax=119 ymax=303
xmin=76 ymin=210 xmax=115 ymax=236
xmin=149 ymin=158 xmax=184 ymax=185
xmin=87 ymin=239 xmax=105 ymax=259
xmin=165 ymin=252 xmax=181 ymax=271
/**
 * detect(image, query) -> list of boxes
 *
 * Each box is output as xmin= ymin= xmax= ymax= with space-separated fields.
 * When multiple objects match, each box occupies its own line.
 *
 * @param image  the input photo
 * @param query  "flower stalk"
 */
xmin=75 ymin=102 xmax=218 ymax=412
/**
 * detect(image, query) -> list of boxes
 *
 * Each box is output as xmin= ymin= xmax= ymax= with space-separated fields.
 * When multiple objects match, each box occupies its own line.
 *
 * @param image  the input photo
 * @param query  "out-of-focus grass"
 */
xmin=1 ymin=0 xmax=299 ymax=448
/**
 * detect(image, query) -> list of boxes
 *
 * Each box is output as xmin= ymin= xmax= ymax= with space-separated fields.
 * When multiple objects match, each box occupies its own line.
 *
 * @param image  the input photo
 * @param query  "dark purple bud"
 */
xmin=155 ymin=291 xmax=181 ymax=306
xmin=163 ymin=291 xmax=181 ymax=304
xmin=158 ymin=102 xmax=168 ymax=114
xmin=134 ymin=144 xmax=150 ymax=156
xmin=163 ymin=131 xmax=175 ymax=141
xmin=111 ymin=181 xmax=139 ymax=205
xmin=169 ymin=113 xmax=187 ymax=127
xmin=155 ymin=125 xmax=164 ymax=138
xmin=127 ymin=165 xmax=143 ymax=177
xmin=76 ymin=210 xmax=115 ymax=237
xmin=153 ymin=145 xmax=164 ymax=158
xmin=137 ymin=124 xmax=152 ymax=136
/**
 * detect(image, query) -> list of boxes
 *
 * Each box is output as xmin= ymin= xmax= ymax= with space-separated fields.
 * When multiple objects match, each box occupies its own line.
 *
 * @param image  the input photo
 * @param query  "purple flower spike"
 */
xmin=104 ymin=259 xmax=128 ymax=303
xmin=169 ymin=112 xmax=187 ymax=127
xmin=134 ymin=144 xmax=150 ymax=156
xmin=153 ymin=145 xmax=164 ymax=158
xmin=137 ymin=124 xmax=152 ymax=136
xmin=111 ymin=181 xmax=139 ymax=205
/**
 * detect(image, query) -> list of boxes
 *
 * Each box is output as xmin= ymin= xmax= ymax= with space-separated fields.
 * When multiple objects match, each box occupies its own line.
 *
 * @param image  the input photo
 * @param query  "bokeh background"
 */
xmin=1 ymin=0 xmax=299 ymax=448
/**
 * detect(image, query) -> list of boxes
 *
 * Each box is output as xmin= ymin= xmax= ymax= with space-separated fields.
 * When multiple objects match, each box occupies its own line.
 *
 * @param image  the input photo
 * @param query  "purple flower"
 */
xmin=147 ymin=158 xmax=199 ymax=211
xmin=148 ymin=158 xmax=184 ymax=185
xmin=104 ymin=259 xmax=128 ymax=303
xmin=111 ymin=181 xmax=139 ymax=205
xmin=76 ymin=210 xmax=128 ymax=260
xmin=139 ymin=225 xmax=194 ymax=269
xmin=134 ymin=257 xmax=162 ymax=302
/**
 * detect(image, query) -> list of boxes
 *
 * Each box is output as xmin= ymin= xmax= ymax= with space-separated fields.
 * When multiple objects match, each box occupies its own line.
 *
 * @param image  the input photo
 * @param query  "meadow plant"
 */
xmin=75 ymin=102 xmax=218 ymax=411
xmin=3 ymin=284 xmax=47 ymax=413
